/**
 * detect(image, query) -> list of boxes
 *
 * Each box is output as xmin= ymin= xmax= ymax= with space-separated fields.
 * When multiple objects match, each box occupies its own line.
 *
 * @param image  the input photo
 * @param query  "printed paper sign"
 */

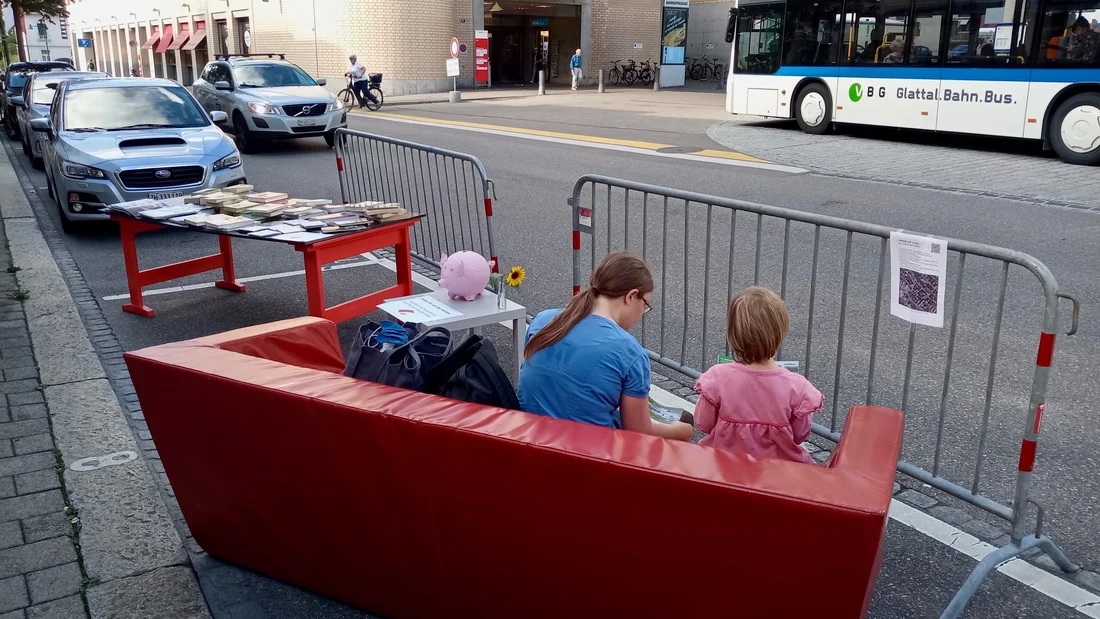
xmin=379 ymin=295 xmax=463 ymax=323
xmin=890 ymin=231 xmax=948 ymax=328
xmin=577 ymin=206 xmax=592 ymax=229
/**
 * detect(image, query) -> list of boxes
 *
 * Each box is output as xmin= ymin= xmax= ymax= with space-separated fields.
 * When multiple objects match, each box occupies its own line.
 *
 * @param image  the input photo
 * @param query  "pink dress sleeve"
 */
xmin=693 ymin=370 xmax=721 ymax=435
xmin=791 ymin=378 xmax=824 ymax=444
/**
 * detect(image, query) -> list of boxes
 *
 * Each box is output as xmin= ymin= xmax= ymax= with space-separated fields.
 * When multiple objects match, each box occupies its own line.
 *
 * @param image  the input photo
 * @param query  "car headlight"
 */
xmin=247 ymin=102 xmax=277 ymax=115
xmin=60 ymin=161 xmax=106 ymax=180
xmin=329 ymin=98 xmax=345 ymax=111
xmin=213 ymin=152 xmax=241 ymax=171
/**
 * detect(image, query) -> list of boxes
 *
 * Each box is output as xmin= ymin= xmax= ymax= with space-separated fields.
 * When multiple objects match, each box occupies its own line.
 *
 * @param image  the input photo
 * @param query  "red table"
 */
xmin=112 ymin=214 xmax=419 ymax=323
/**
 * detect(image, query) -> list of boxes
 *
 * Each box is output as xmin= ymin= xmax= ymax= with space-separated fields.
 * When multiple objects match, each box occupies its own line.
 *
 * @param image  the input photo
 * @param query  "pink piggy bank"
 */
xmin=439 ymin=252 xmax=496 ymax=301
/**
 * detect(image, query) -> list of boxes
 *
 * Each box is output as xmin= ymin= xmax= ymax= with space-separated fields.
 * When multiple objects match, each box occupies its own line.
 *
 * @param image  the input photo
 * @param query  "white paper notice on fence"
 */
xmin=890 ymin=231 xmax=948 ymax=328
xmin=379 ymin=295 xmax=463 ymax=323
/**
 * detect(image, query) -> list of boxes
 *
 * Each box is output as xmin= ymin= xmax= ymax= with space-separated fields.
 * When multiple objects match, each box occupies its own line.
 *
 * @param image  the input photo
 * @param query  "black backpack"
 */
xmin=423 ymin=335 xmax=520 ymax=410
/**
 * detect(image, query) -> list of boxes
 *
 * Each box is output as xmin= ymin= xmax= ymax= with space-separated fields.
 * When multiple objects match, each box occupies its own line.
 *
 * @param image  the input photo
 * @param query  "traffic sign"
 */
xmin=77 ymin=38 xmax=92 ymax=48
xmin=450 ymin=37 xmax=460 ymax=58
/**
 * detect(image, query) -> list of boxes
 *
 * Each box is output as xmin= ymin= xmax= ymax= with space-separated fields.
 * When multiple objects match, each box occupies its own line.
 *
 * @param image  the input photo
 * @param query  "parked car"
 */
xmin=32 ymin=77 xmax=247 ymax=233
xmin=16 ymin=71 xmax=109 ymax=168
xmin=948 ymin=44 xmax=970 ymax=57
xmin=191 ymin=54 xmax=347 ymax=153
xmin=2 ymin=60 xmax=74 ymax=140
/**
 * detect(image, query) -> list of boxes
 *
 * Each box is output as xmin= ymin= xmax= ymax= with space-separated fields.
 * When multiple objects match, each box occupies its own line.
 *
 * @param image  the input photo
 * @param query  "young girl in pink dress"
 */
xmin=694 ymin=287 xmax=823 ymax=464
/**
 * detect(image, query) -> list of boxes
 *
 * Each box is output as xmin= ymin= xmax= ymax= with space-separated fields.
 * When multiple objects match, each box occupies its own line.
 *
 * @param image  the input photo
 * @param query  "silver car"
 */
xmin=32 ymin=77 xmax=247 ymax=233
xmin=191 ymin=54 xmax=347 ymax=153
xmin=15 ymin=71 xmax=107 ymax=168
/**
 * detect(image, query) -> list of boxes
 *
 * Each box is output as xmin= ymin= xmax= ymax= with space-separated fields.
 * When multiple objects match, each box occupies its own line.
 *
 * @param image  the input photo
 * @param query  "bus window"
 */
xmin=782 ymin=0 xmax=843 ymax=66
xmin=1037 ymin=1 xmax=1100 ymax=66
xmin=909 ymin=0 xmax=948 ymax=65
xmin=735 ymin=3 xmax=784 ymax=74
xmin=947 ymin=0 xmax=1032 ymax=66
xmin=841 ymin=0 xmax=911 ymax=64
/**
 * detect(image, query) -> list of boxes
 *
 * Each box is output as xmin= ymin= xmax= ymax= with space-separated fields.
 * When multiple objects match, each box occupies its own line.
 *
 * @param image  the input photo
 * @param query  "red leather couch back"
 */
xmin=125 ymin=317 xmax=903 ymax=619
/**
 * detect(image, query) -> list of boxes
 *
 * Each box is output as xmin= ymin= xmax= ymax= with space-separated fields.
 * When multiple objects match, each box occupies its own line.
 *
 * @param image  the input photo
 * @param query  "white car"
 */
xmin=191 ymin=54 xmax=347 ymax=153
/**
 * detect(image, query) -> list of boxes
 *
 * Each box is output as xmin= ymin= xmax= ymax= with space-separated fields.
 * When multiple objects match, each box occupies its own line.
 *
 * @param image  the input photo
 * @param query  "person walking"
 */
xmin=570 ymin=48 xmax=582 ymax=90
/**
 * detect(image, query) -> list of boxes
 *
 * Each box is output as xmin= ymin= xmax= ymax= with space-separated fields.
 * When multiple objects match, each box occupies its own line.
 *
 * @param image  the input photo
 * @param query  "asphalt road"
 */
xmin=7 ymin=97 xmax=1095 ymax=618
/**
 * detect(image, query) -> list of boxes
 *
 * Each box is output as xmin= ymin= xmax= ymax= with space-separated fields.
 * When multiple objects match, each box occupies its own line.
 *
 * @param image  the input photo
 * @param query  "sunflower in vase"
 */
xmin=490 ymin=266 xmax=526 ymax=308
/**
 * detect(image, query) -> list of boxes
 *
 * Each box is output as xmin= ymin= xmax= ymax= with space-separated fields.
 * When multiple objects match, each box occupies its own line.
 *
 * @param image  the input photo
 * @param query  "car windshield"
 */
xmin=233 ymin=63 xmax=317 ymax=88
xmin=31 ymin=79 xmax=66 ymax=105
xmin=64 ymin=86 xmax=210 ymax=131
xmin=8 ymin=73 xmax=28 ymax=88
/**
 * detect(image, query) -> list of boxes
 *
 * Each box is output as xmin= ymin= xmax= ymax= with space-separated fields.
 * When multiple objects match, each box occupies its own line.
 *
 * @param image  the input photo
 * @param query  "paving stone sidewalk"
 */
xmin=0 ymin=218 xmax=89 ymax=619
xmin=707 ymin=119 xmax=1100 ymax=211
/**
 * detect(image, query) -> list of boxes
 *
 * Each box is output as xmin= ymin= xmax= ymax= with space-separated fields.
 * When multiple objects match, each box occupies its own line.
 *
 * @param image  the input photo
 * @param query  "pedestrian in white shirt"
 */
xmin=345 ymin=54 xmax=378 ymax=108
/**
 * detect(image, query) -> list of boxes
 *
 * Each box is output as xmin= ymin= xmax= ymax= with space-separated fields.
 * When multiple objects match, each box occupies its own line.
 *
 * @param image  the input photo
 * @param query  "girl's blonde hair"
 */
xmin=727 ymin=287 xmax=789 ymax=364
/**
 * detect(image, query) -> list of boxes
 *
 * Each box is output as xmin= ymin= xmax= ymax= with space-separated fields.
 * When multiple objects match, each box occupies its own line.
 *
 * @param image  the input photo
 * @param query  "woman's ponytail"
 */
xmin=523 ymin=251 xmax=653 ymax=362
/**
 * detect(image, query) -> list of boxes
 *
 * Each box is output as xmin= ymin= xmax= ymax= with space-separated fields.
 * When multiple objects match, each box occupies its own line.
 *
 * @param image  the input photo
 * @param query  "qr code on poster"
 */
xmin=931 ymin=243 xmax=942 ymax=254
xmin=898 ymin=268 xmax=939 ymax=314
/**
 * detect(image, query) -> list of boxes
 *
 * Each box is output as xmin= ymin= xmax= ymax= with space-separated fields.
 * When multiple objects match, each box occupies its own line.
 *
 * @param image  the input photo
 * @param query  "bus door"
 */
xmin=935 ymin=0 xmax=1031 ymax=137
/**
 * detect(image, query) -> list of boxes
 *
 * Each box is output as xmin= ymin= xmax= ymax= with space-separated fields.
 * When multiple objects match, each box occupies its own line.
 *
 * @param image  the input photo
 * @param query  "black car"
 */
xmin=3 ymin=60 xmax=73 ymax=139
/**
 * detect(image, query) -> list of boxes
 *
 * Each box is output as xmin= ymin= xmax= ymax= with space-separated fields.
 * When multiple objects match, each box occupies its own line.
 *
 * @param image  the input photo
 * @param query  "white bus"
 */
xmin=724 ymin=0 xmax=1100 ymax=164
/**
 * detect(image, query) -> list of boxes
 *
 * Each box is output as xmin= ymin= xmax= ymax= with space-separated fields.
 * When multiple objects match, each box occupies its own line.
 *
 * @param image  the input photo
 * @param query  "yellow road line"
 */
xmin=351 ymin=109 xmax=772 ymax=164
xmin=691 ymin=149 xmax=771 ymax=164
xmin=370 ymin=111 xmax=673 ymax=150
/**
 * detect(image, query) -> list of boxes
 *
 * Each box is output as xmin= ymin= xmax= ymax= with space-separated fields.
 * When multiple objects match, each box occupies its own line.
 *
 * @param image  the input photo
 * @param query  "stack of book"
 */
xmin=248 ymin=192 xmax=289 ymax=204
xmin=203 ymin=215 xmax=255 ymax=231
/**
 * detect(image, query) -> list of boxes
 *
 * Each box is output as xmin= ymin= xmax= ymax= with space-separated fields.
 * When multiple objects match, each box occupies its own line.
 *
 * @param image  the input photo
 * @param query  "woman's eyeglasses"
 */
xmin=642 ymin=298 xmax=653 ymax=314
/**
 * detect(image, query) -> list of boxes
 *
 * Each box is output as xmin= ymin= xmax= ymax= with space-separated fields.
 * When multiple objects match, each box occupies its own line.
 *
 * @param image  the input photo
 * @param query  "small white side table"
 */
xmin=381 ymin=288 xmax=527 ymax=378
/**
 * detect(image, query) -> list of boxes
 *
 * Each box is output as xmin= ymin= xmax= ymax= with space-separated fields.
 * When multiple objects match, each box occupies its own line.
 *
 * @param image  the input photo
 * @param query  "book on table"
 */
xmin=247 ymin=192 xmax=289 ymax=203
xmin=202 ymin=215 xmax=254 ymax=231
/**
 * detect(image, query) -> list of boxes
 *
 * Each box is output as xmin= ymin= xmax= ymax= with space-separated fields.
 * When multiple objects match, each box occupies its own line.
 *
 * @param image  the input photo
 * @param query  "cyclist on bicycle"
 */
xmin=346 ymin=54 xmax=379 ymax=108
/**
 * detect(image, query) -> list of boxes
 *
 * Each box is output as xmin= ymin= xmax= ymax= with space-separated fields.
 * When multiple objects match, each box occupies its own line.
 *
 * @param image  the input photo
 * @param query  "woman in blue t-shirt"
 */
xmin=518 ymin=251 xmax=693 ymax=441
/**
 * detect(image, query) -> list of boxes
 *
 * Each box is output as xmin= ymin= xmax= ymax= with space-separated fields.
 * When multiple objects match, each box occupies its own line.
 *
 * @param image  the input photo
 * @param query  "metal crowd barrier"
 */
xmin=333 ymin=128 xmax=499 ymax=271
xmin=568 ymin=175 xmax=1081 ymax=618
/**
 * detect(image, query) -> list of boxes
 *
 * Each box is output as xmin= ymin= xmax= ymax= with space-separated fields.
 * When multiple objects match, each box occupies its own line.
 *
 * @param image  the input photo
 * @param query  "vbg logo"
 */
xmin=849 ymin=83 xmax=863 ymax=102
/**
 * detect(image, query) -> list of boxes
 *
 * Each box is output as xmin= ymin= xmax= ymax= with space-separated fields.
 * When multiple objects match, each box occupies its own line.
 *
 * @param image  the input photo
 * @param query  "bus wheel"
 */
xmin=795 ymin=84 xmax=831 ymax=135
xmin=1051 ymin=93 xmax=1100 ymax=165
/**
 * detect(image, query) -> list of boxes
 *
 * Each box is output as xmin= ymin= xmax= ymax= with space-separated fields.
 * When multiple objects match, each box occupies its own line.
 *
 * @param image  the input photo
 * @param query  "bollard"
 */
xmin=598 ymin=69 xmax=605 ymax=93
xmin=538 ymin=70 xmax=546 ymax=95
xmin=653 ymin=65 xmax=660 ymax=91
xmin=449 ymin=90 xmax=462 ymax=103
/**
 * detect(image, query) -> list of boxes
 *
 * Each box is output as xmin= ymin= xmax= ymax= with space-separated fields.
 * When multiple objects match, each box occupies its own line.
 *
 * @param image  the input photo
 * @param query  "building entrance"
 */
xmin=485 ymin=1 xmax=581 ymax=85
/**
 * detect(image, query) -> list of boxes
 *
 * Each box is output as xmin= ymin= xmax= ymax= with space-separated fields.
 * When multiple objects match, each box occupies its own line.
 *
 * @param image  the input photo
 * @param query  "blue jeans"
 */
xmin=352 ymin=80 xmax=378 ymax=106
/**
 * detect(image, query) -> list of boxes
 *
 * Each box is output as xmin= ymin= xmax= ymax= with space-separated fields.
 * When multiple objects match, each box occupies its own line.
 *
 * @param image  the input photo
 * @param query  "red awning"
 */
xmin=166 ymin=31 xmax=190 ymax=51
xmin=154 ymin=25 xmax=174 ymax=53
xmin=140 ymin=30 xmax=161 ymax=50
xmin=181 ymin=29 xmax=207 ymax=51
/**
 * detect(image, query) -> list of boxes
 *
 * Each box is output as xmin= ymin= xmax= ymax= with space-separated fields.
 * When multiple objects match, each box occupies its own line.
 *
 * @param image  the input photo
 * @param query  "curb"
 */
xmin=704 ymin=121 xmax=1100 ymax=213
xmin=0 ymin=140 xmax=212 ymax=618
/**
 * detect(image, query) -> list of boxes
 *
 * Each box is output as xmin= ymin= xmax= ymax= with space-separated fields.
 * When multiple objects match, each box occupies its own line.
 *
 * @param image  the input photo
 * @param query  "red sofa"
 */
xmin=125 ymin=317 xmax=903 ymax=619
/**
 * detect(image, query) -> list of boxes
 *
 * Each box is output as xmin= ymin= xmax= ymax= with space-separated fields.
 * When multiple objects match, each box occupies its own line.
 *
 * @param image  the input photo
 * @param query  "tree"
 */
xmin=2 ymin=0 xmax=67 ymax=62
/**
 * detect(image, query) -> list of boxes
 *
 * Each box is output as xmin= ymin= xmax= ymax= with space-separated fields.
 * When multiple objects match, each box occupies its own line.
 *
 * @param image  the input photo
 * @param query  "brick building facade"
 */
xmin=65 ymin=0 xmax=674 ymax=95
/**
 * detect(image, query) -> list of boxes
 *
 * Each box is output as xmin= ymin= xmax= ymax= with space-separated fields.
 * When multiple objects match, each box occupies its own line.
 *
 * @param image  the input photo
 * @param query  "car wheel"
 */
xmin=20 ymin=131 xmax=30 ymax=156
xmin=1049 ymin=92 xmax=1100 ymax=166
xmin=4 ymin=117 xmax=17 ymax=141
xmin=795 ymin=83 xmax=832 ymax=135
xmin=324 ymin=130 xmax=336 ymax=148
xmin=31 ymin=154 xmax=43 ymax=170
xmin=233 ymin=112 xmax=257 ymax=154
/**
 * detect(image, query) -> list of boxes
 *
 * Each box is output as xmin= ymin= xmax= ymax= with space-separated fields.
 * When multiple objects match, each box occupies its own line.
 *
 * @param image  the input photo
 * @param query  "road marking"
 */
xmin=350 ymin=111 xmax=806 ymax=174
xmin=889 ymin=500 xmax=1100 ymax=617
xmin=97 ymin=252 xmax=1099 ymax=614
xmin=100 ymin=256 xmax=381 ymax=301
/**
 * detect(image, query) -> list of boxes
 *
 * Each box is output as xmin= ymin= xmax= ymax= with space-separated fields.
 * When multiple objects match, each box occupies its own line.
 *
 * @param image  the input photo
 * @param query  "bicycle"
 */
xmin=337 ymin=73 xmax=384 ymax=111
xmin=637 ymin=59 xmax=654 ymax=87
xmin=689 ymin=56 xmax=717 ymax=81
xmin=621 ymin=59 xmax=639 ymax=86
xmin=607 ymin=60 xmax=629 ymax=86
